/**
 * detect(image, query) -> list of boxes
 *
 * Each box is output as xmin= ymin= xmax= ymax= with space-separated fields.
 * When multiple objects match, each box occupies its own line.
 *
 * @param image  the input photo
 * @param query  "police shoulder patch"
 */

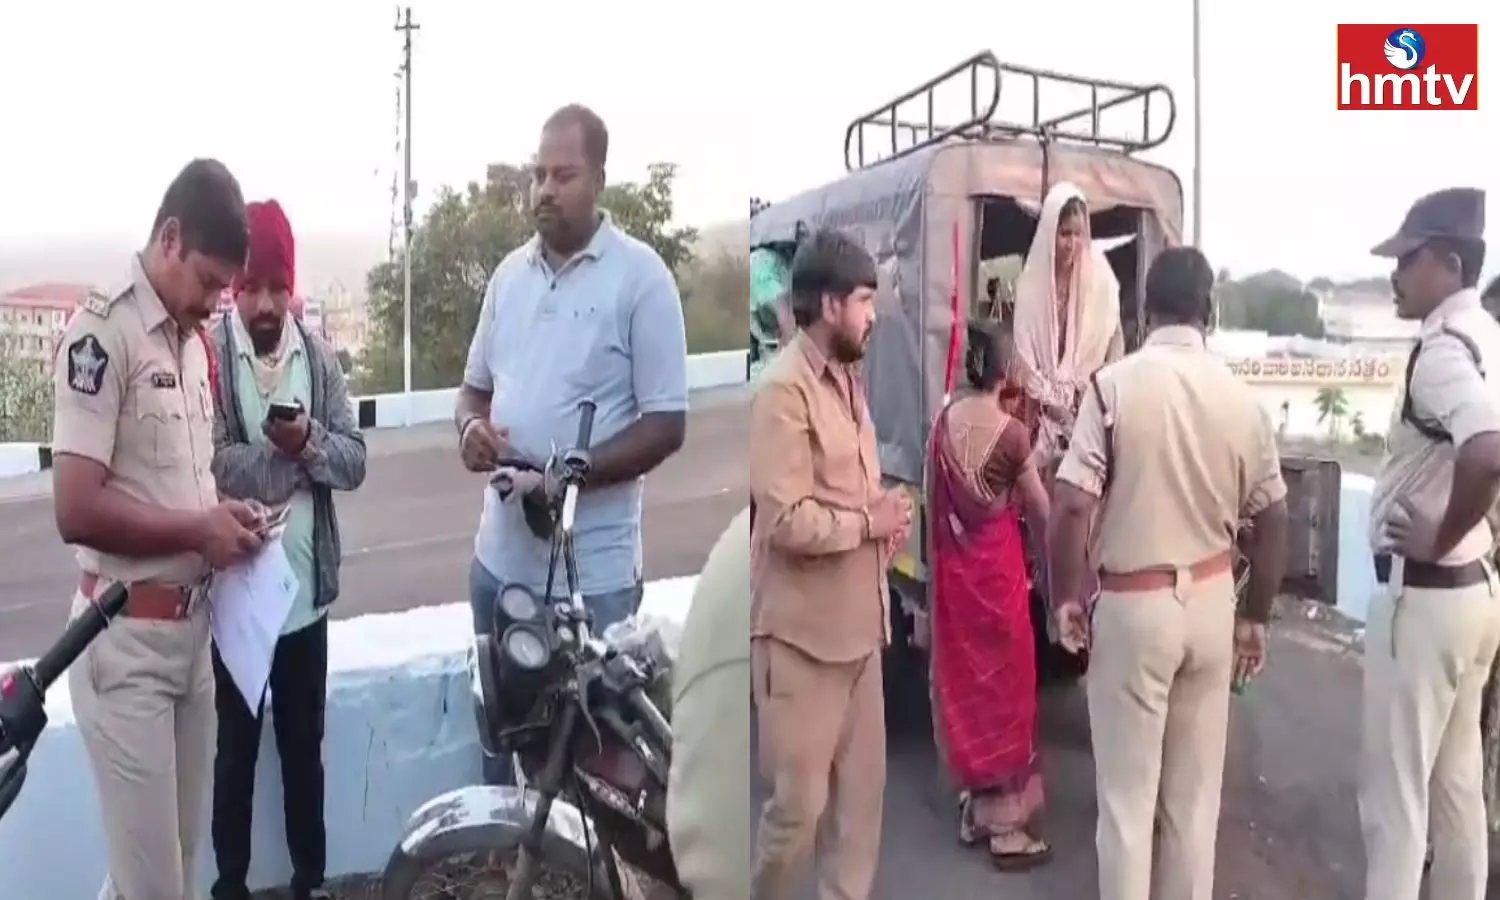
xmin=80 ymin=287 xmax=126 ymax=318
xmin=66 ymin=334 xmax=110 ymax=396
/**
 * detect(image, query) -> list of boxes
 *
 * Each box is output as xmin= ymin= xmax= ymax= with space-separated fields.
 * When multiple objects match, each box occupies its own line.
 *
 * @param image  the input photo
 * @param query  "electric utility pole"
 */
xmin=395 ymin=7 xmax=420 ymax=400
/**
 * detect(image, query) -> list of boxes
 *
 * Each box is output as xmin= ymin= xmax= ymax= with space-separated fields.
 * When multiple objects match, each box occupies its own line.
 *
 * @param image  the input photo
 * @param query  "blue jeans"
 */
xmin=466 ymin=558 xmax=643 ymax=785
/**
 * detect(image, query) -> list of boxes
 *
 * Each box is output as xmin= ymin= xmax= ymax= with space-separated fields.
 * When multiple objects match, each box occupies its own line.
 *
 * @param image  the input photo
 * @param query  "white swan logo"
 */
xmin=1383 ymin=28 xmax=1427 ymax=71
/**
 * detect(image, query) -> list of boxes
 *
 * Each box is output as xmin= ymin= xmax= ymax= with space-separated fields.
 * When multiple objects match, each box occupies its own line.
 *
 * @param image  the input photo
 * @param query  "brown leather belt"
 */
xmin=79 ymin=573 xmax=200 ymax=621
xmin=1098 ymin=551 xmax=1233 ymax=593
xmin=1372 ymin=553 xmax=1490 ymax=589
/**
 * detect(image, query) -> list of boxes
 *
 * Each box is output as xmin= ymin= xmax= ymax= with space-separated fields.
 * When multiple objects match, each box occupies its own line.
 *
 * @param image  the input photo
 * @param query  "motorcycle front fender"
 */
xmin=381 ymin=785 xmax=613 ymax=899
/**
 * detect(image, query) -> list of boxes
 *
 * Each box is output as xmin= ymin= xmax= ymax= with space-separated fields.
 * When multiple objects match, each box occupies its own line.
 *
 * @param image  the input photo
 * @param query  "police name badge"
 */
xmin=151 ymin=371 xmax=178 ymax=389
xmin=67 ymin=334 xmax=110 ymax=396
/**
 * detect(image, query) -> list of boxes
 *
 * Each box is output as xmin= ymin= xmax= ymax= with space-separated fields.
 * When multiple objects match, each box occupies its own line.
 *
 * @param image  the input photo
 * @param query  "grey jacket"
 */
xmin=209 ymin=316 xmax=367 ymax=609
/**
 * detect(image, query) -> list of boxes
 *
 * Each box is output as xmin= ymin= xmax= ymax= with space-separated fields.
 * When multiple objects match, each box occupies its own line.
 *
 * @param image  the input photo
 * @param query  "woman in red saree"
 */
xmin=929 ymin=323 xmax=1053 ymax=870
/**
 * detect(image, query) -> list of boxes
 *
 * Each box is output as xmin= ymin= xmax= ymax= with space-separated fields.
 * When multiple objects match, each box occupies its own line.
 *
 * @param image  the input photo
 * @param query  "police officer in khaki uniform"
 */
xmin=51 ymin=159 xmax=269 ymax=900
xmin=1050 ymin=247 xmax=1289 ymax=900
xmin=668 ymin=505 xmax=752 ymax=899
xmin=1361 ymin=188 xmax=1500 ymax=900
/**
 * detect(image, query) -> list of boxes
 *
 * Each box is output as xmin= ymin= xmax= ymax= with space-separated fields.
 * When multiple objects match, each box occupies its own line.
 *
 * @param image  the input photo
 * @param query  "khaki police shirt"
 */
xmin=667 ymin=507 xmax=751 ymax=900
xmin=1057 ymin=325 xmax=1287 ymax=573
xmin=750 ymin=332 xmax=889 ymax=663
xmin=1370 ymin=288 xmax=1500 ymax=565
xmin=50 ymin=255 xmax=219 ymax=584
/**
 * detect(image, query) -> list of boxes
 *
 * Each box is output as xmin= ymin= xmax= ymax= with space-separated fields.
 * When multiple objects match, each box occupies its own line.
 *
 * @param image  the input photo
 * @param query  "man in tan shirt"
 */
xmin=1051 ymin=246 xmax=1289 ymax=900
xmin=1361 ymin=188 xmax=1500 ymax=900
xmin=750 ymin=228 xmax=911 ymax=900
xmin=51 ymin=160 xmax=268 ymax=900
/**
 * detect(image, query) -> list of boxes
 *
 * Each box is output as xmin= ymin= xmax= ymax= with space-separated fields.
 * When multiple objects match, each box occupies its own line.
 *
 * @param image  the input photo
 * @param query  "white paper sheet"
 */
xmin=209 ymin=537 xmax=298 ymax=712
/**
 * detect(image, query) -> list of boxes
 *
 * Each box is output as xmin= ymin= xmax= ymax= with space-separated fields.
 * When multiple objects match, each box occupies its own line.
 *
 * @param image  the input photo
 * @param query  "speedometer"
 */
xmin=498 ymin=585 xmax=539 ymax=621
xmin=503 ymin=626 xmax=550 ymax=671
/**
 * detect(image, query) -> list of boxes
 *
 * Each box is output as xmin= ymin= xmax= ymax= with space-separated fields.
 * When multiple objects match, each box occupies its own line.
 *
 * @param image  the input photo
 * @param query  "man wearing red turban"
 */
xmin=205 ymin=199 xmax=367 ymax=900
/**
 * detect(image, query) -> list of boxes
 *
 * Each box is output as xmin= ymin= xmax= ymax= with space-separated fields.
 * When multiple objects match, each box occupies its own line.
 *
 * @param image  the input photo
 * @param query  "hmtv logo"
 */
xmin=1337 ymin=24 xmax=1479 ymax=109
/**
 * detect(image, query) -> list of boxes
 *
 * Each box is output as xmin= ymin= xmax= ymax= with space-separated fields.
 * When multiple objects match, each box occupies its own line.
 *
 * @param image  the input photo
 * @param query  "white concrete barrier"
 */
xmin=0 ymin=576 xmax=701 ymax=898
xmin=0 ymin=350 xmax=750 ymax=478
xmin=1337 ymin=474 xmax=1375 ymax=624
xmin=0 ymin=443 xmax=47 ymax=480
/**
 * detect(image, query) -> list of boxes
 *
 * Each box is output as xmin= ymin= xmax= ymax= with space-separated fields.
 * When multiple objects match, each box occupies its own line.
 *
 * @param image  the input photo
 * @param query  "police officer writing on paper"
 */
xmin=1361 ymin=188 xmax=1500 ymax=900
xmin=51 ymin=159 xmax=267 ymax=900
xmin=1050 ymin=247 xmax=1288 ymax=900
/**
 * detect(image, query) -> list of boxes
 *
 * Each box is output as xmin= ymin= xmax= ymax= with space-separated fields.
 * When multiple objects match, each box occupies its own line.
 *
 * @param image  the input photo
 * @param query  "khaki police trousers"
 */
xmin=68 ymin=590 xmax=216 ymax=900
xmin=751 ymin=638 xmax=885 ymax=900
xmin=1086 ymin=572 xmax=1236 ymax=900
xmin=1360 ymin=564 xmax=1500 ymax=900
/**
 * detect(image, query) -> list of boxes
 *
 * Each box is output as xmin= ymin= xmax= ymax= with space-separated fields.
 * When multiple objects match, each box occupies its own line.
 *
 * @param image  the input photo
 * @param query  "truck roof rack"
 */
xmin=842 ymin=50 xmax=1177 ymax=173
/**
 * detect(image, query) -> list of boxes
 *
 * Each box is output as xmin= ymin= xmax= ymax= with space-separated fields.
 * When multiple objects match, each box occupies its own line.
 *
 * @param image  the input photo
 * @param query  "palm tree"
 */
xmin=1315 ymin=386 xmax=1349 ymax=440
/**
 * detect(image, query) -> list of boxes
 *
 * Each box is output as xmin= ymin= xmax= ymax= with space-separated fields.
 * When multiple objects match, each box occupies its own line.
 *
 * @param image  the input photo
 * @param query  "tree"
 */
xmin=0 ymin=337 xmax=53 ymax=443
xmin=679 ymin=250 xmax=750 ymax=353
xmin=357 ymin=162 xmax=699 ymax=394
xmin=1214 ymin=270 xmax=1326 ymax=338
xmin=1315 ymin=386 xmax=1349 ymax=440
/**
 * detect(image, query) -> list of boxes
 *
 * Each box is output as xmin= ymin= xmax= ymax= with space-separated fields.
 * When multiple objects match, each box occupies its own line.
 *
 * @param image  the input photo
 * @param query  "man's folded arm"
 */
xmin=749 ymin=380 xmax=866 ymax=556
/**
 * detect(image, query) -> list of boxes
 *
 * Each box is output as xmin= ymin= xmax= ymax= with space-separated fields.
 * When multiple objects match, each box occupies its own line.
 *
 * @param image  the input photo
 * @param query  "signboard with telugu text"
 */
xmin=1222 ymin=356 xmax=1402 ymax=386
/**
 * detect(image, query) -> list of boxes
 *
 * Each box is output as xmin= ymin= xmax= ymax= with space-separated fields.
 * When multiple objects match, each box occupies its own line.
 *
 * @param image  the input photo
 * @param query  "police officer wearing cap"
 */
xmin=1362 ymin=187 xmax=1500 ymax=900
xmin=51 ymin=160 xmax=268 ymax=900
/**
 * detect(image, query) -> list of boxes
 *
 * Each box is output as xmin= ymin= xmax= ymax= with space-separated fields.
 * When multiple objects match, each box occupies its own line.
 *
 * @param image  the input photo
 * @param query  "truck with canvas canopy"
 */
xmin=749 ymin=51 xmax=1342 ymax=696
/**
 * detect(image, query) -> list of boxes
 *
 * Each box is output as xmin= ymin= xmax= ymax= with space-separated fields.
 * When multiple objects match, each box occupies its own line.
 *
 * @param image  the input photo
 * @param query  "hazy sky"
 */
xmin=0 ymin=0 xmax=1494 ymax=283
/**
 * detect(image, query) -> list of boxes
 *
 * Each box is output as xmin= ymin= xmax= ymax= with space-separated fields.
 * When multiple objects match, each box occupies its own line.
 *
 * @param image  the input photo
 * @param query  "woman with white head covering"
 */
xmin=1011 ymin=182 xmax=1125 ymax=469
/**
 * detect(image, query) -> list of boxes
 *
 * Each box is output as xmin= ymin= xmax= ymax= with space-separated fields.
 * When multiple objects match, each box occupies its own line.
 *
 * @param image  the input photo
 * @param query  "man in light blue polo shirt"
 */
xmin=455 ymin=103 xmax=689 ymax=648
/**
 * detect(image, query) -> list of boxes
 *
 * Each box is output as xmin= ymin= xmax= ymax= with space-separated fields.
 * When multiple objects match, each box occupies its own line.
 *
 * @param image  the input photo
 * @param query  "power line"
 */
xmin=394 ymin=6 xmax=419 ymax=401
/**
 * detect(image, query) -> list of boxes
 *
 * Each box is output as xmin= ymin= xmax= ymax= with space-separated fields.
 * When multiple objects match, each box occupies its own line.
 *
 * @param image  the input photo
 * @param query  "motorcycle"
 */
xmin=0 ymin=581 xmax=131 ymax=822
xmin=381 ymin=399 xmax=683 ymax=900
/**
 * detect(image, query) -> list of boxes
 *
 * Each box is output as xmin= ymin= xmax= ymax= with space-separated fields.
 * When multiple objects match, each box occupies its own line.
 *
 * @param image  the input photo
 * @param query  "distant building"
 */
xmin=0 ymin=283 xmax=92 ymax=374
xmin=315 ymin=281 xmax=369 ymax=357
xmin=1318 ymin=287 xmax=1419 ymax=351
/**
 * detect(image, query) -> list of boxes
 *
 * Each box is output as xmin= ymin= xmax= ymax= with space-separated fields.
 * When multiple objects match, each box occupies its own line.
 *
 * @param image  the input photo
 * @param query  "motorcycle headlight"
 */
xmin=498 ymin=585 xmax=540 ymax=622
xmin=501 ymin=623 xmax=551 ymax=672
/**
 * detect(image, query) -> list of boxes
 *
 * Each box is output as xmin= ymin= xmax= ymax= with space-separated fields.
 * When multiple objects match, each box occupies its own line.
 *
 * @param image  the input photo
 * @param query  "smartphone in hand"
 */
xmin=267 ymin=401 xmax=303 ymax=422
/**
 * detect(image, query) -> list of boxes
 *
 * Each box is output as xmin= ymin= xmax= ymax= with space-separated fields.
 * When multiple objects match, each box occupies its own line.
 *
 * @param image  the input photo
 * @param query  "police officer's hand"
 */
xmin=460 ymin=418 xmax=507 ymax=472
xmin=1045 ymin=402 xmax=1075 ymax=434
xmin=1055 ymin=600 xmax=1091 ymax=654
xmin=1384 ymin=496 xmax=1440 ymax=562
xmin=1233 ymin=619 xmax=1268 ymax=687
xmin=198 ymin=500 xmax=266 ymax=569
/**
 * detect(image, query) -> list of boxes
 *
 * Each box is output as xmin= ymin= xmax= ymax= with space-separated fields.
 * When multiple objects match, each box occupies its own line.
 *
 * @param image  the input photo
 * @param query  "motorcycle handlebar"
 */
xmin=574 ymin=399 xmax=596 ymax=453
xmin=33 ymin=582 xmax=128 ymax=689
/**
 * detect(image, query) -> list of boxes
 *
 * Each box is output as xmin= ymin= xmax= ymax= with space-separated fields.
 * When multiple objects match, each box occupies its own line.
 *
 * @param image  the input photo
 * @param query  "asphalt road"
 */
xmin=0 ymin=386 xmax=749 ymax=663
xmin=0 ymin=388 xmax=1387 ymax=898
xmin=754 ymin=605 xmax=1374 ymax=900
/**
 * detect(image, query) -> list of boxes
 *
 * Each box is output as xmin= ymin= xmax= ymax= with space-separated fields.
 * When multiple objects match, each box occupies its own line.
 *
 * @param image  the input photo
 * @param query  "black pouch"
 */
xmin=491 ymin=455 xmax=555 ymax=541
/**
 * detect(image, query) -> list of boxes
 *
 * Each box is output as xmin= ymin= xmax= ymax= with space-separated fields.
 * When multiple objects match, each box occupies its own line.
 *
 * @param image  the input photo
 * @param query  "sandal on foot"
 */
xmin=957 ymin=792 xmax=982 ymax=846
xmin=987 ymin=830 xmax=1053 ymax=872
